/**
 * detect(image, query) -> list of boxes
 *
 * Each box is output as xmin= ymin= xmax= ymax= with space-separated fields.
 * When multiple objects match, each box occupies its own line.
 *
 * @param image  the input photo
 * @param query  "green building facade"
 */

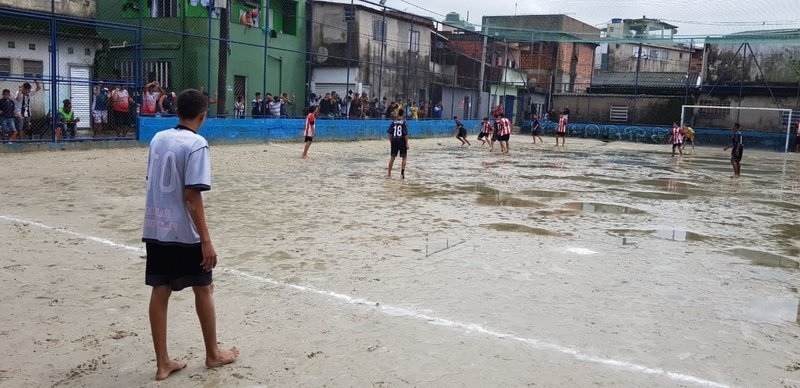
xmin=95 ymin=0 xmax=307 ymax=116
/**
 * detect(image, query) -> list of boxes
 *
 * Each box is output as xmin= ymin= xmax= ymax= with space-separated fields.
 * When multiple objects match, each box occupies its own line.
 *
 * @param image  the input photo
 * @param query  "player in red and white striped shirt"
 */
xmin=555 ymin=114 xmax=567 ymax=147
xmin=497 ymin=113 xmax=512 ymax=154
xmin=301 ymin=105 xmax=318 ymax=159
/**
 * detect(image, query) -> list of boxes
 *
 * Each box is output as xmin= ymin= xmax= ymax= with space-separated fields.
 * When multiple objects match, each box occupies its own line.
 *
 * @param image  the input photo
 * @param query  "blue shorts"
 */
xmin=0 ymin=117 xmax=16 ymax=132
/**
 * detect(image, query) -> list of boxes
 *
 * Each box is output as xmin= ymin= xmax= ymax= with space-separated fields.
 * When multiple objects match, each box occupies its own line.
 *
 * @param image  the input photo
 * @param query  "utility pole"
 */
xmin=377 ymin=0 xmax=386 ymax=100
xmin=216 ymin=0 xmax=231 ymax=116
xmin=633 ymin=41 xmax=642 ymax=124
xmin=476 ymin=34 xmax=488 ymax=118
xmin=345 ymin=1 xmax=354 ymax=95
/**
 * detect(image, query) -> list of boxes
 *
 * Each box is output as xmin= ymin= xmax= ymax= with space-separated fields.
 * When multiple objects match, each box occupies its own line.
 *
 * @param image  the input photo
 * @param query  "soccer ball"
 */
xmin=437 ymin=141 xmax=442 ymax=146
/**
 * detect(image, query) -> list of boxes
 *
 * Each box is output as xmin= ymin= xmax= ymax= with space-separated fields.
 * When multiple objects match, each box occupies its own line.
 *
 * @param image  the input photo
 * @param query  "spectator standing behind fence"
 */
xmin=92 ymin=84 xmax=110 ymax=137
xmin=142 ymin=82 xmax=163 ymax=116
xmin=433 ymin=101 xmax=443 ymax=119
xmin=319 ymin=93 xmax=334 ymax=119
xmin=15 ymin=81 xmax=42 ymax=140
xmin=111 ymin=85 xmax=134 ymax=137
xmin=233 ymin=96 xmax=245 ymax=119
xmin=1 ymin=89 xmax=17 ymax=141
xmin=280 ymin=93 xmax=294 ymax=117
xmin=251 ymin=92 xmax=265 ymax=117
xmin=268 ymin=95 xmax=282 ymax=117
xmin=158 ymin=92 xmax=177 ymax=116
xmin=56 ymin=99 xmax=79 ymax=140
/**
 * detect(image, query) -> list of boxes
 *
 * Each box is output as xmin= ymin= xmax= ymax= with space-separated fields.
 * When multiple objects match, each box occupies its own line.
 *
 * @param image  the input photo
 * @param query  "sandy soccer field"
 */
xmin=2 ymin=136 xmax=800 ymax=387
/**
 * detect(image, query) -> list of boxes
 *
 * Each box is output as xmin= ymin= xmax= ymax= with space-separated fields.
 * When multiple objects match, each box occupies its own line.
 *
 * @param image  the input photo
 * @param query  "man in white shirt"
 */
xmin=15 ymin=81 xmax=42 ymax=139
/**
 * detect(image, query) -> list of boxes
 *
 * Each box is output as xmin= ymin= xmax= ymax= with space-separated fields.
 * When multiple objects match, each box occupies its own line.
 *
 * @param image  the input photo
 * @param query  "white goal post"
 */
xmin=680 ymin=105 xmax=794 ymax=153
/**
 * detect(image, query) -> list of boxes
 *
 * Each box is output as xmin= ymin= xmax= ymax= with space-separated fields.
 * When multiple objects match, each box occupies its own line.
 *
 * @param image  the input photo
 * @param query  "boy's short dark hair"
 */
xmin=2 ymin=89 xmax=9 ymax=94
xmin=255 ymin=92 xmax=261 ymax=97
xmin=733 ymin=122 xmax=740 ymax=129
xmin=482 ymin=117 xmax=488 ymax=120
xmin=63 ymin=99 xmax=71 ymax=105
xmin=22 ymin=83 xmax=31 ymax=90
xmin=176 ymin=89 xmax=207 ymax=120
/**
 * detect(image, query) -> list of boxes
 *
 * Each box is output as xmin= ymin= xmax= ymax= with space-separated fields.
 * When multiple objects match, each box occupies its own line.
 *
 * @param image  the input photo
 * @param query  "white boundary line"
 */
xmin=0 ymin=214 xmax=729 ymax=388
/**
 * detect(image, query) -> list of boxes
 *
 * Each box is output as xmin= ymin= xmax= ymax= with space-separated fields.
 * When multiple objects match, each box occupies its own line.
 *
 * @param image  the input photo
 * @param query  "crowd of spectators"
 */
xmin=304 ymin=90 xmax=445 ymax=120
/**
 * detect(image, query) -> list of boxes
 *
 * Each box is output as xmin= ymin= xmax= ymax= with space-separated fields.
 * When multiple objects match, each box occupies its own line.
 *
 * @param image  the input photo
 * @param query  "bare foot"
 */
xmin=155 ymin=359 xmax=187 ymax=380
xmin=301 ymin=155 xmax=308 ymax=159
xmin=206 ymin=347 xmax=239 ymax=368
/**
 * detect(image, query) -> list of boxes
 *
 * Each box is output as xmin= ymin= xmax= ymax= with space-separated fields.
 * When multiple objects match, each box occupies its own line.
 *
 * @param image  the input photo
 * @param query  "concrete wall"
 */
xmin=137 ymin=116 xmax=481 ymax=144
xmin=536 ymin=121 xmax=789 ymax=151
xmin=607 ymin=43 xmax=692 ymax=73
xmin=311 ymin=2 xmax=433 ymax=100
xmin=0 ymin=0 xmax=95 ymax=17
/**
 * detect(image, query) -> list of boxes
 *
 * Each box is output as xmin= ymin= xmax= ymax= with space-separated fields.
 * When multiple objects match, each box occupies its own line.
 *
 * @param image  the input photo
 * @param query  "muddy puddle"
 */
xmin=729 ymin=248 xmax=799 ymax=269
xmin=608 ymin=228 xmax=712 ymax=242
xmin=483 ymin=223 xmax=562 ymax=236
xmin=564 ymin=202 xmax=647 ymax=215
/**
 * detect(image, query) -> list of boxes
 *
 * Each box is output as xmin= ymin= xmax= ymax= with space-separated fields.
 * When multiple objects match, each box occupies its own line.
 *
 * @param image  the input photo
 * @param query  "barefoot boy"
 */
xmin=142 ymin=89 xmax=239 ymax=380
xmin=387 ymin=109 xmax=409 ymax=178
xmin=302 ymin=105 xmax=318 ymax=159
xmin=669 ymin=122 xmax=684 ymax=157
xmin=454 ymin=116 xmax=471 ymax=147
xmin=477 ymin=117 xmax=492 ymax=147
xmin=723 ymin=122 xmax=744 ymax=178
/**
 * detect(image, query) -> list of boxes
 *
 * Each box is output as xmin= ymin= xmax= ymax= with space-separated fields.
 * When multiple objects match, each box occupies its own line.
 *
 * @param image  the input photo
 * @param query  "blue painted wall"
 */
xmin=138 ymin=117 xmax=792 ymax=152
xmin=138 ymin=117 xmax=483 ymax=144
xmin=534 ymin=121 xmax=792 ymax=152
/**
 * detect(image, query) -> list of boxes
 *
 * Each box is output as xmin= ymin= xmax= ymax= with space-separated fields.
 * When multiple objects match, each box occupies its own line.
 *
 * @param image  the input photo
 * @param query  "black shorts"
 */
xmin=390 ymin=139 xmax=407 ymax=157
xmin=491 ymin=133 xmax=499 ymax=142
xmin=112 ymin=109 xmax=134 ymax=127
xmin=457 ymin=128 xmax=467 ymax=138
xmin=498 ymin=134 xmax=510 ymax=142
xmin=145 ymin=242 xmax=212 ymax=291
xmin=672 ymin=143 xmax=682 ymax=149
xmin=731 ymin=145 xmax=743 ymax=162
xmin=478 ymin=132 xmax=488 ymax=139
xmin=556 ymin=131 xmax=566 ymax=137
xmin=304 ymin=136 xmax=314 ymax=142
xmin=532 ymin=128 xmax=541 ymax=136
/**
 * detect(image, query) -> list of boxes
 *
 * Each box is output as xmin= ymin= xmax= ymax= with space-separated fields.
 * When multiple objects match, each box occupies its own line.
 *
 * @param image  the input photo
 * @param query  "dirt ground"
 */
xmin=2 ymin=135 xmax=800 ymax=387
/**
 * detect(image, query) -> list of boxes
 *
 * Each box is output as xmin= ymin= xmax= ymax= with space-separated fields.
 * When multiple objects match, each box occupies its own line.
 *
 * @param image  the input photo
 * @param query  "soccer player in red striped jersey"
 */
xmin=301 ymin=105 xmax=318 ymax=159
xmin=477 ymin=117 xmax=493 ymax=149
xmin=497 ymin=113 xmax=512 ymax=154
xmin=555 ymin=114 xmax=567 ymax=147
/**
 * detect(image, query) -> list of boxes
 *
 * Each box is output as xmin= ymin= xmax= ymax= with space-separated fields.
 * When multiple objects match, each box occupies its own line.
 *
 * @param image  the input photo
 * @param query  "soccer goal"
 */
xmin=680 ymin=105 xmax=795 ymax=153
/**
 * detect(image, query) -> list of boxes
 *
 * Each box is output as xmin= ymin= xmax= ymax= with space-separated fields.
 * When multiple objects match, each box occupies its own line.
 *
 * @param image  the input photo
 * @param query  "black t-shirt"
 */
xmin=455 ymin=119 xmax=464 ymax=129
xmin=0 ymin=98 xmax=15 ymax=118
xmin=388 ymin=119 xmax=408 ymax=140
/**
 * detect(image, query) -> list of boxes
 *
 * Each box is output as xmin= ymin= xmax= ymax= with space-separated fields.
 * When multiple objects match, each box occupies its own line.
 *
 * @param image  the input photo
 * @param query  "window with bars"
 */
xmin=408 ymin=30 xmax=420 ymax=52
xmin=23 ymin=60 xmax=43 ymax=78
xmin=0 ymin=58 xmax=10 ymax=76
xmin=373 ymin=19 xmax=386 ymax=42
xmin=150 ymin=0 xmax=177 ymax=18
xmin=117 ymin=60 xmax=172 ymax=88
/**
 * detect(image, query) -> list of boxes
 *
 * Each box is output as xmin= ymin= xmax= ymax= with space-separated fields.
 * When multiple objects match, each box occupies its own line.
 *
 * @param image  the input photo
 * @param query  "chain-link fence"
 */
xmin=1 ymin=1 xmax=798 ymax=143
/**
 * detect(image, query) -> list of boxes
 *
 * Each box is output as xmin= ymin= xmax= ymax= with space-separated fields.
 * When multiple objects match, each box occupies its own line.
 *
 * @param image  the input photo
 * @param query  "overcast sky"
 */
xmin=385 ymin=0 xmax=800 ymax=38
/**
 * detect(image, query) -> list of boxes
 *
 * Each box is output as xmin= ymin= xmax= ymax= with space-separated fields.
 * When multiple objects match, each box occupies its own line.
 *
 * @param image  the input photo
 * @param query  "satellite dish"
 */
xmin=316 ymin=46 xmax=329 ymax=63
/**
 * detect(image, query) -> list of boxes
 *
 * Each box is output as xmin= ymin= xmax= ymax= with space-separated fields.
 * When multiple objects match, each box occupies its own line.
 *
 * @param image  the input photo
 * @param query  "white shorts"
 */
xmin=92 ymin=110 xmax=108 ymax=124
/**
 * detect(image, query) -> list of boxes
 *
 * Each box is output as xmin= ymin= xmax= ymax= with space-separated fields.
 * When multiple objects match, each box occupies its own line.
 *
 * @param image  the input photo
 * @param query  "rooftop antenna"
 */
xmin=515 ymin=2 xmax=518 ymax=16
xmin=466 ymin=10 xmax=469 ymax=22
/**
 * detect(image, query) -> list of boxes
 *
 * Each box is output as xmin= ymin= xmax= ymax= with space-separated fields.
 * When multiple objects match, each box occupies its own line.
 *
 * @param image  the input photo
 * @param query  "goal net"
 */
xmin=680 ymin=105 xmax=796 ymax=152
